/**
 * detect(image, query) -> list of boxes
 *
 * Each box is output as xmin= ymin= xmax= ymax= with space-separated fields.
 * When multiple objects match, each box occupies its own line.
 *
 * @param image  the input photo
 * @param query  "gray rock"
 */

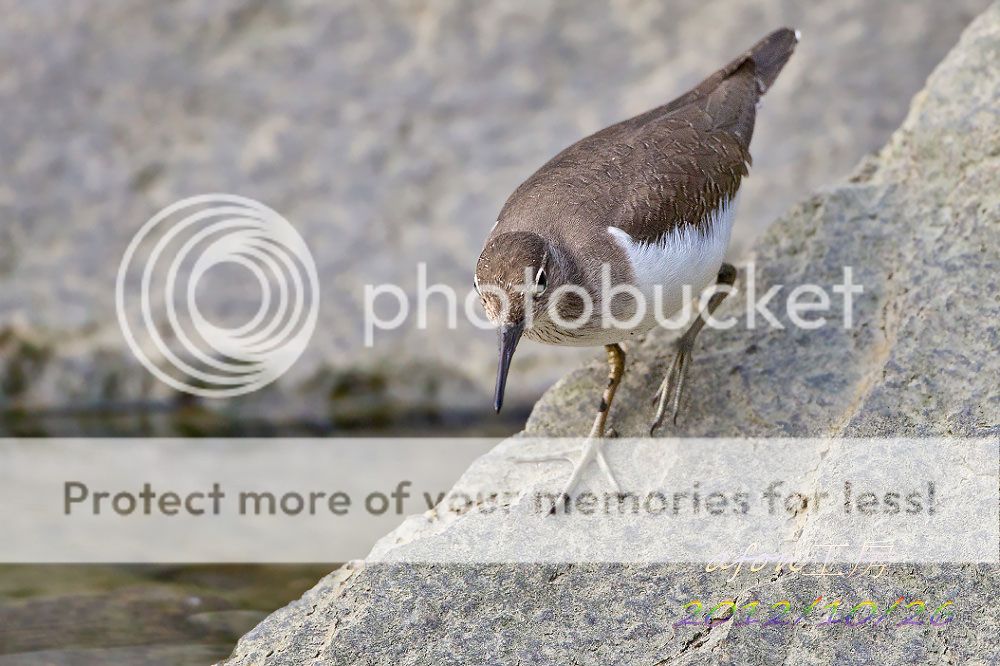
xmin=0 ymin=0 xmax=990 ymax=427
xmin=223 ymin=3 xmax=1000 ymax=664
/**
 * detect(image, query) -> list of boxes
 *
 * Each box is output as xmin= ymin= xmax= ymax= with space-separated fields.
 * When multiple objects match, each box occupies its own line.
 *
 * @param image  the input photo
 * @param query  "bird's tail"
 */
xmin=657 ymin=27 xmax=798 ymax=116
xmin=744 ymin=27 xmax=799 ymax=93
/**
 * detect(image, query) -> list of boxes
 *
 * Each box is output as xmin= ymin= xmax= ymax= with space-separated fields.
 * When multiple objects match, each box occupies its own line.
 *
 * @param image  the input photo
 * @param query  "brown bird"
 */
xmin=475 ymin=29 xmax=798 ymax=499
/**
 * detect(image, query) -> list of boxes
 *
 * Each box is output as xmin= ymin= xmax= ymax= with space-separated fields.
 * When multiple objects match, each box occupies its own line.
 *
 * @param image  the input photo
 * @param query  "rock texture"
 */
xmin=0 ymin=0 xmax=990 ymax=429
xmin=224 ymin=4 xmax=1000 ymax=664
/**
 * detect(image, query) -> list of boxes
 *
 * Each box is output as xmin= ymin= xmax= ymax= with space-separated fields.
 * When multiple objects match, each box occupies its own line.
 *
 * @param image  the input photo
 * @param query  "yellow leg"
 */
xmin=589 ymin=343 xmax=625 ymax=437
xmin=513 ymin=344 xmax=626 ymax=512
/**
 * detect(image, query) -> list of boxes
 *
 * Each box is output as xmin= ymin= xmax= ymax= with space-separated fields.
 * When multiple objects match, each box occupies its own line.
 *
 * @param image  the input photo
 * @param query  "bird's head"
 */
xmin=475 ymin=231 xmax=561 ymax=413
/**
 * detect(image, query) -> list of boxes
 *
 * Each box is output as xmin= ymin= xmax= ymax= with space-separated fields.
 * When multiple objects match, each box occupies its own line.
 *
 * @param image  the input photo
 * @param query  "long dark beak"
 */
xmin=493 ymin=322 xmax=524 ymax=413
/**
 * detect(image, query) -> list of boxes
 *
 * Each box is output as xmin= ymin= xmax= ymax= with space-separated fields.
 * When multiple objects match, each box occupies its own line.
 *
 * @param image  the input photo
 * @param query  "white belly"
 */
xmin=607 ymin=197 xmax=736 ymax=335
xmin=524 ymin=199 xmax=736 ymax=348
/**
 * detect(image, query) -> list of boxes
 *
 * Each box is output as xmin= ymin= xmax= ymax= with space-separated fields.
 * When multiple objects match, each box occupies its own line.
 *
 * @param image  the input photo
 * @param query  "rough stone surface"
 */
xmin=0 ymin=0 xmax=990 ymax=427
xmin=224 ymin=4 xmax=1000 ymax=664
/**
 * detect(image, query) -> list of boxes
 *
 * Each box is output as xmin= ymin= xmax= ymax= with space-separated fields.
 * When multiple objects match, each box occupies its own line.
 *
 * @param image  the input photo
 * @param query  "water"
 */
xmin=0 ymin=564 xmax=335 ymax=664
xmin=0 ymin=410 xmax=526 ymax=664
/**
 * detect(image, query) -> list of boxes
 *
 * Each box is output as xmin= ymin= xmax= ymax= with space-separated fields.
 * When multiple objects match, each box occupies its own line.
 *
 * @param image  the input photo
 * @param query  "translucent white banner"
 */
xmin=0 ymin=437 xmax=995 ymax=564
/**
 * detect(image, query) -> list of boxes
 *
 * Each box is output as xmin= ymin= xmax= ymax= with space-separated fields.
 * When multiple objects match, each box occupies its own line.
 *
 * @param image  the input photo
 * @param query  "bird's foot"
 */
xmin=511 ymin=437 xmax=620 ymax=514
xmin=650 ymin=337 xmax=694 ymax=435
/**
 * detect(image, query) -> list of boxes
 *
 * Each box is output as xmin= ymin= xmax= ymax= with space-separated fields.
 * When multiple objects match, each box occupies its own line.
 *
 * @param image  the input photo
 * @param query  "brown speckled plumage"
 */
xmin=494 ymin=29 xmax=797 ymax=248
xmin=477 ymin=28 xmax=798 ymax=414
xmin=477 ymin=29 xmax=799 ymax=314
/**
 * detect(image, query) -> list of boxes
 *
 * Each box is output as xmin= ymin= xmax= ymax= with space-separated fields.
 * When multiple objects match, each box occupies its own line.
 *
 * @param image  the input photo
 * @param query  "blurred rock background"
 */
xmin=0 ymin=0 xmax=989 ymax=433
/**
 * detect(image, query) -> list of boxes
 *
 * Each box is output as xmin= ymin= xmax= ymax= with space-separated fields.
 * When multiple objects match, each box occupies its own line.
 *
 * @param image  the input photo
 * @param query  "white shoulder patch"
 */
xmin=608 ymin=198 xmax=737 ymax=320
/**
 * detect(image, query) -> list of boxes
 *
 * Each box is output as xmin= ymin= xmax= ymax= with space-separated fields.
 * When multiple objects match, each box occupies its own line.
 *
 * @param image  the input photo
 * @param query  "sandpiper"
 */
xmin=475 ymin=28 xmax=798 ymax=500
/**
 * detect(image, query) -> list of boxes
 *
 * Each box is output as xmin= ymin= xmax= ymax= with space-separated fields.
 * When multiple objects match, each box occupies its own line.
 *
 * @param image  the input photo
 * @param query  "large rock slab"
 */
xmin=0 ymin=0 xmax=990 ymax=428
xmin=224 ymin=4 xmax=1000 ymax=664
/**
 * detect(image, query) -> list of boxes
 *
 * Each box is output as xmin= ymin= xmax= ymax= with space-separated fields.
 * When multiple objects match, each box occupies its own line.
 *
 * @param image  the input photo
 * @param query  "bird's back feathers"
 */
xmin=496 ymin=28 xmax=799 ymax=247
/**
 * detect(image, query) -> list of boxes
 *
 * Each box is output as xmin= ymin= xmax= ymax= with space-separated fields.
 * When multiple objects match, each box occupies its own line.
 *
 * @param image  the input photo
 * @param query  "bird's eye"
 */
xmin=534 ymin=268 xmax=547 ymax=296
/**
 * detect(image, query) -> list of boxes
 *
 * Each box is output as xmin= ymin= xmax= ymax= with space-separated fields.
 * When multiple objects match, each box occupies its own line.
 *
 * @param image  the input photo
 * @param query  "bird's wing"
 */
xmin=598 ymin=61 xmax=760 ymax=243
xmin=498 ymin=29 xmax=797 ymax=245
